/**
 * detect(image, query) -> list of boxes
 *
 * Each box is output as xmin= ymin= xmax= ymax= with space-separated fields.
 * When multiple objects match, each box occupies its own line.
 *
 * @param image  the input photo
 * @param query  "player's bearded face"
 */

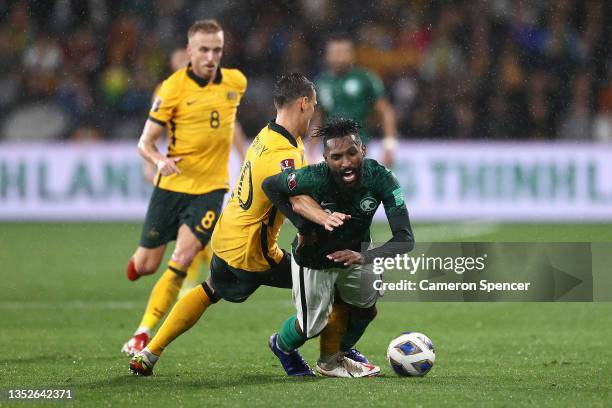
xmin=188 ymin=31 xmax=224 ymax=79
xmin=325 ymin=135 xmax=365 ymax=192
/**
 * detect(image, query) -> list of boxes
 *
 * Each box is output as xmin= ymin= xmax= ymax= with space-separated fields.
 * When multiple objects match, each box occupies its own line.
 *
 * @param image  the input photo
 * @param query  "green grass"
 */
xmin=1 ymin=223 xmax=611 ymax=407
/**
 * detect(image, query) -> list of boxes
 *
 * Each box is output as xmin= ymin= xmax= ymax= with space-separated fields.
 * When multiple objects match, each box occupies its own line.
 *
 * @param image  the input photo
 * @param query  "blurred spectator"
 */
xmin=559 ymin=71 xmax=592 ymax=140
xmin=55 ymin=71 xmax=94 ymax=125
xmin=64 ymin=27 xmax=101 ymax=76
xmin=420 ymin=5 xmax=465 ymax=83
xmin=3 ymin=1 xmax=32 ymax=59
xmin=100 ymin=64 xmax=130 ymax=105
xmin=22 ymin=36 xmax=64 ymax=97
xmin=107 ymin=13 xmax=139 ymax=66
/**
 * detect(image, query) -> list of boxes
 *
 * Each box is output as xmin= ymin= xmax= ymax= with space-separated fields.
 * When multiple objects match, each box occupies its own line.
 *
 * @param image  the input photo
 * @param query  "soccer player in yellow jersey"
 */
xmin=129 ymin=73 xmax=352 ymax=376
xmin=140 ymin=47 xmax=248 ymax=301
xmin=121 ymin=20 xmax=247 ymax=356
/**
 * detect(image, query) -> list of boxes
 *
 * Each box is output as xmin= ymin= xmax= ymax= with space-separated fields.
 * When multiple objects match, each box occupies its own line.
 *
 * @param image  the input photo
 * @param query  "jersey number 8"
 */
xmin=210 ymin=110 xmax=220 ymax=128
xmin=200 ymin=210 xmax=216 ymax=230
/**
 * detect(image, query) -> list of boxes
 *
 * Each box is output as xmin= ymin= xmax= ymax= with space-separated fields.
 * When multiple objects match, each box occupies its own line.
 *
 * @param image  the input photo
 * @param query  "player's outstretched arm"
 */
xmin=262 ymin=172 xmax=349 ymax=232
xmin=289 ymin=195 xmax=350 ymax=231
xmin=261 ymin=174 xmax=313 ymax=234
xmin=138 ymin=119 xmax=182 ymax=176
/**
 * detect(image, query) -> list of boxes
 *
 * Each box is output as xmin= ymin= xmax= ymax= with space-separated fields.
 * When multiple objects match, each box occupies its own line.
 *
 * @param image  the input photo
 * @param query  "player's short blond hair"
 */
xmin=187 ymin=19 xmax=223 ymax=38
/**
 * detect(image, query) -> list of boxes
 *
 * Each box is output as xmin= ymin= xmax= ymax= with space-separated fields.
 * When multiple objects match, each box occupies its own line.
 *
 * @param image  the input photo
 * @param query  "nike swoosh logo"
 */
xmin=186 ymin=100 xmax=197 ymax=106
xmin=321 ymin=201 xmax=336 ymax=206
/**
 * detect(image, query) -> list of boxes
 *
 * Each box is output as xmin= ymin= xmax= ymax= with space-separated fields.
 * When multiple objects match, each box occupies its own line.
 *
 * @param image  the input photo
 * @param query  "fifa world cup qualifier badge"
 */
xmin=280 ymin=158 xmax=295 ymax=171
xmin=287 ymin=173 xmax=297 ymax=190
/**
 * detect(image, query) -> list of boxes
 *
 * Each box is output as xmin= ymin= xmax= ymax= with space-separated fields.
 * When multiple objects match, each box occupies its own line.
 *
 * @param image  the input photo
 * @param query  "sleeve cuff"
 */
xmin=148 ymin=115 xmax=166 ymax=126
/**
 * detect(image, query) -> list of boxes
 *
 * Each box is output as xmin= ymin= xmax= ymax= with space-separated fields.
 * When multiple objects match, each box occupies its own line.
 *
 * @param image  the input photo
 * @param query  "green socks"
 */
xmin=277 ymin=316 xmax=307 ymax=352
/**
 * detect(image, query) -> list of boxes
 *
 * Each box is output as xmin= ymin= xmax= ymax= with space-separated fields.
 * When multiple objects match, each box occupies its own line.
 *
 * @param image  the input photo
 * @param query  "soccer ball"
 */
xmin=387 ymin=332 xmax=435 ymax=377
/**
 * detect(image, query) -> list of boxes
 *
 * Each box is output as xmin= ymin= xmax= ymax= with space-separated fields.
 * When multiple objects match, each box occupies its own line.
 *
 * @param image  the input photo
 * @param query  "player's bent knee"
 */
xmin=132 ymin=246 xmax=165 ymax=275
xmin=170 ymin=249 xmax=197 ymax=269
xmin=134 ymin=257 xmax=161 ymax=275
xmin=171 ymin=236 xmax=203 ymax=268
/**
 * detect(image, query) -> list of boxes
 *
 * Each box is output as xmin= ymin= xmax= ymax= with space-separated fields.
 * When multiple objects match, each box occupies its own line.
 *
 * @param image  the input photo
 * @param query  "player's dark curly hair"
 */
xmin=312 ymin=118 xmax=362 ymax=148
xmin=273 ymin=73 xmax=315 ymax=108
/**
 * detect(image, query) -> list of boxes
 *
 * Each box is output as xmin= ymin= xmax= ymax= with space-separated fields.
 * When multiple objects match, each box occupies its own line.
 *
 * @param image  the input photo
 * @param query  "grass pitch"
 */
xmin=1 ymin=222 xmax=611 ymax=407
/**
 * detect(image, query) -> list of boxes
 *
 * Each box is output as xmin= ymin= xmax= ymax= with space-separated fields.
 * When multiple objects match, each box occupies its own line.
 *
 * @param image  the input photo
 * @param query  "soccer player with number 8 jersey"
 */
xmin=121 ymin=19 xmax=247 ymax=356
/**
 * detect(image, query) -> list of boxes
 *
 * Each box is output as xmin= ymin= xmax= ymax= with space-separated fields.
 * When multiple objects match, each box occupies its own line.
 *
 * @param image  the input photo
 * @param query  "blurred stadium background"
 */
xmin=1 ymin=0 xmax=611 ymax=142
xmin=1 ymin=0 xmax=611 ymax=223
xmin=2 ymin=1 xmax=612 ymax=405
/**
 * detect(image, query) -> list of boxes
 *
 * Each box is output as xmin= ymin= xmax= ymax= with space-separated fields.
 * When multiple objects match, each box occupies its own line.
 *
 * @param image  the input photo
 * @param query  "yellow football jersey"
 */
xmin=212 ymin=122 xmax=306 ymax=272
xmin=149 ymin=64 xmax=247 ymax=195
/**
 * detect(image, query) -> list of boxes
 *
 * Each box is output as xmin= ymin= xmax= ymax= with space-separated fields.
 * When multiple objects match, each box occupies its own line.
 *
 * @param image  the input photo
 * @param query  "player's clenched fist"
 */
xmin=156 ymin=157 xmax=183 ymax=176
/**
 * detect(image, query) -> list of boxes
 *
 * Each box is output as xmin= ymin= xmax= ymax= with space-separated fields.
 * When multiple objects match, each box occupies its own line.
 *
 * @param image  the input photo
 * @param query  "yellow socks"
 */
xmin=138 ymin=261 xmax=187 ymax=330
xmin=147 ymin=284 xmax=213 ymax=355
xmin=319 ymin=301 xmax=349 ymax=359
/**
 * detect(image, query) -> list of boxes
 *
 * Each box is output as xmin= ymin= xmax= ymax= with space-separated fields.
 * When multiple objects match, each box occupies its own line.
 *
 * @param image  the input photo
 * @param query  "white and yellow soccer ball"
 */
xmin=387 ymin=332 xmax=435 ymax=377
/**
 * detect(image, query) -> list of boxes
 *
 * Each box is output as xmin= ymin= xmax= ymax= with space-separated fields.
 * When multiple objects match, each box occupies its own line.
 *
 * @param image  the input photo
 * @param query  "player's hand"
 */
xmin=156 ymin=157 xmax=183 ymax=176
xmin=327 ymin=250 xmax=365 ymax=266
xmin=323 ymin=212 xmax=351 ymax=231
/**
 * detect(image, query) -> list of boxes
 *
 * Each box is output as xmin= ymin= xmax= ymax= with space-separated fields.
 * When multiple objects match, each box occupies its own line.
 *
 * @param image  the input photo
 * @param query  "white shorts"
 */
xmin=291 ymin=256 xmax=379 ymax=338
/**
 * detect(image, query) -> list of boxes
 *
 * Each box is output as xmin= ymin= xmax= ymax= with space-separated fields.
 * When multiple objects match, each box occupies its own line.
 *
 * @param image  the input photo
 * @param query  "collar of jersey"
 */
xmin=186 ymin=63 xmax=223 ymax=87
xmin=268 ymin=120 xmax=297 ymax=148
